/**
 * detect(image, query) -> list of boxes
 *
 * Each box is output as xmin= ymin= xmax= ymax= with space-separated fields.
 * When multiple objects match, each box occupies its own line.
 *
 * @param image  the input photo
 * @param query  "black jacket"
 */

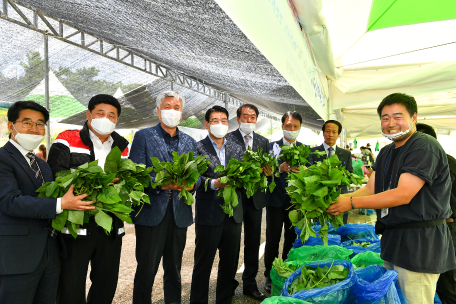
xmin=227 ymin=129 xmax=270 ymax=210
xmin=47 ymin=121 xmax=129 ymax=239
xmin=195 ymin=136 xmax=245 ymax=225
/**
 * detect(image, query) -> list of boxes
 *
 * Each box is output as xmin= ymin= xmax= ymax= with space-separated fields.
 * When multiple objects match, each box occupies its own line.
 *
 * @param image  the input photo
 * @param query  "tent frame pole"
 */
xmin=44 ymin=33 xmax=51 ymax=157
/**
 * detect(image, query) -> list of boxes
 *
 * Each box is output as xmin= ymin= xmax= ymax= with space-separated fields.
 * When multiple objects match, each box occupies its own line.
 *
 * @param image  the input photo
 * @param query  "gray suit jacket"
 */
xmin=227 ymin=129 xmax=270 ymax=210
xmin=0 ymin=142 xmax=57 ymax=275
xmin=129 ymin=124 xmax=200 ymax=228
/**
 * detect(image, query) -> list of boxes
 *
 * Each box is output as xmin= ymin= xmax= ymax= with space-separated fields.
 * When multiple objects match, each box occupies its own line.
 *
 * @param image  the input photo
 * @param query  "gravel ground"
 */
xmin=85 ymin=208 xmax=377 ymax=303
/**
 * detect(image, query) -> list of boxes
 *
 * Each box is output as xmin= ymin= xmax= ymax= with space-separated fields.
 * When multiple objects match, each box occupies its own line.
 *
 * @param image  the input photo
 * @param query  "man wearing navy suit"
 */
xmin=263 ymin=111 xmax=305 ymax=292
xmin=0 ymin=101 xmax=93 ymax=304
xmin=228 ymin=104 xmax=270 ymax=301
xmin=309 ymin=120 xmax=353 ymax=224
xmin=190 ymin=105 xmax=245 ymax=304
xmin=130 ymin=91 xmax=200 ymax=304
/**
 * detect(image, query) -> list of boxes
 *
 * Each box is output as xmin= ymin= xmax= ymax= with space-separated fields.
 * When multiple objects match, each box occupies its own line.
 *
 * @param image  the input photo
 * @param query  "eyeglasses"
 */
xmin=14 ymin=120 xmax=46 ymax=130
xmin=209 ymin=119 xmax=229 ymax=124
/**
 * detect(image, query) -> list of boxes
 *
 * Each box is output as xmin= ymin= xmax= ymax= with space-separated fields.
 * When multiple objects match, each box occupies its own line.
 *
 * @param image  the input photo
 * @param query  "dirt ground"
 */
xmin=85 ymin=208 xmax=377 ymax=303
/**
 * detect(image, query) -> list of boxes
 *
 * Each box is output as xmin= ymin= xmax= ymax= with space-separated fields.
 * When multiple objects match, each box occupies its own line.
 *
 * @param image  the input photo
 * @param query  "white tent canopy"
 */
xmin=291 ymin=0 xmax=456 ymax=139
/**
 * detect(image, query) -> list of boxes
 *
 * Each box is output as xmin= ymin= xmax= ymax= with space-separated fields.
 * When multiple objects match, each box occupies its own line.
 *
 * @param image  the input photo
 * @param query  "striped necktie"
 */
xmin=328 ymin=147 xmax=334 ymax=157
xmin=26 ymin=152 xmax=45 ymax=185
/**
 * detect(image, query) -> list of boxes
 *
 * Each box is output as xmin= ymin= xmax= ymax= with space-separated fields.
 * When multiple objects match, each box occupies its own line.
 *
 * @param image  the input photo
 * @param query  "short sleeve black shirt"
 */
xmin=372 ymin=132 xmax=456 ymax=273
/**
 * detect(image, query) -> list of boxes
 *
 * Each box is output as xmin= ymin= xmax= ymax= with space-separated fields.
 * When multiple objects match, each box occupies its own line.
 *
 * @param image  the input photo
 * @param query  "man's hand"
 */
xmin=161 ymin=181 xmax=182 ymax=191
xmin=184 ymin=183 xmax=195 ymax=191
xmin=61 ymin=185 xmax=95 ymax=211
xmin=262 ymin=166 xmax=273 ymax=176
xmin=326 ymin=196 xmax=351 ymax=216
xmin=214 ymin=178 xmax=230 ymax=189
xmin=279 ymin=162 xmax=304 ymax=173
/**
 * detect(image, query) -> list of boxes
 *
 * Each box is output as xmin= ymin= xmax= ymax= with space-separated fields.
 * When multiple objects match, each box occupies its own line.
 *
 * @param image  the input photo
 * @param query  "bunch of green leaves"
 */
xmin=150 ymin=151 xmax=211 ymax=205
xmin=287 ymin=153 xmax=363 ymax=246
xmin=36 ymin=147 xmax=152 ymax=238
xmin=272 ymin=258 xmax=299 ymax=278
xmin=289 ymin=261 xmax=349 ymax=293
xmin=279 ymin=144 xmax=311 ymax=168
xmin=242 ymin=146 xmax=279 ymax=192
xmin=347 ymin=241 xmax=372 ymax=248
xmin=205 ymin=158 xmax=262 ymax=217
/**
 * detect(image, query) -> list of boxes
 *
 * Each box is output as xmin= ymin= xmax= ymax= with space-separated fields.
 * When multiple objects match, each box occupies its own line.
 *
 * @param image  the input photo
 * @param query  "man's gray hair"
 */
xmin=156 ymin=90 xmax=185 ymax=110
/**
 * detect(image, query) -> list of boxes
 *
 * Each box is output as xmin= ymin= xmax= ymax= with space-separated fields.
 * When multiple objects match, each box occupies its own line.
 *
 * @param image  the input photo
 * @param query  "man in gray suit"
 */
xmin=190 ymin=105 xmax=245 ymax=304
xmin=0 ymin=101 xmax=93 ymax=304
xmin=129 ymin=91 xmax=200 ymax=304
xmin=309 ymin=120 xmax=353 ymax=224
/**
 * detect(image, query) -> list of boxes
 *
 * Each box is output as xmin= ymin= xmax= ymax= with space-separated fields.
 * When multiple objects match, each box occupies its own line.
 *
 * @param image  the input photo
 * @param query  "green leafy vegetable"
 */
xmin=288 ymin=261 xmax=349 ymax=293
xmin=242 ymin=146 xmax=279 ymax=192
xmin=36 ymin=147 xmax=152 ymax=238
xmin=272 ymin=258 xmax=299 ymax=278
xmin=287 ymin=154 xmax=363 ymax=246
xmin=206 ymin=158 xmax=262 ymax=217
xmin=279 ymin=144 xmax=311 ymax=168
xmin=150 ymin=151 xmax=211 ymax=205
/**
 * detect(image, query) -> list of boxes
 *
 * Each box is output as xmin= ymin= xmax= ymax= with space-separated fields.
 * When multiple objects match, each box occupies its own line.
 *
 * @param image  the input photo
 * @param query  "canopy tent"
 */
xmin=290 ymin=0 xmax=456 ymax=139
xmin=0 ymin=0 xmax=324 ymax=133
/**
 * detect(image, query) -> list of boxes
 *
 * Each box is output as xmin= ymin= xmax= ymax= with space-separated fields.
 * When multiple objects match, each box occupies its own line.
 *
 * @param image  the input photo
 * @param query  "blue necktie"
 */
xmin=328 ymin=147 xmax=334 ymax=157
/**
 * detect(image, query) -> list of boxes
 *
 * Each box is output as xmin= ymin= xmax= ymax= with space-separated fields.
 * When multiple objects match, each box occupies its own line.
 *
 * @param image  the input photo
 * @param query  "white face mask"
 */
xmin=381 ymin=122 xmax=413 ymax=141
xmin=13 ymin=124 xmax=45 ymax=151
xmin=90 ymin=115 xmax=116 ymax=135
xmin=209 ymin=123 xmax=228 ymax=139
xmin=160 ymin=109 xmax=182 ymax=128
xmin=283 ymin=129 xmax=300 ymax=140
xmin=240 ymin=122 xmax=256 ymax=134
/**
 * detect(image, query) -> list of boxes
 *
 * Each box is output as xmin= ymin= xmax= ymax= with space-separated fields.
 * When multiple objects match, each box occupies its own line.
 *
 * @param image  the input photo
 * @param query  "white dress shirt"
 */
xmin=9 ymin=139 xmax=62 ymax=214
xmin=89 ymin=129 xmax=114 ymax=170
xmin=322 ymin=142 xmax=337 ymax=156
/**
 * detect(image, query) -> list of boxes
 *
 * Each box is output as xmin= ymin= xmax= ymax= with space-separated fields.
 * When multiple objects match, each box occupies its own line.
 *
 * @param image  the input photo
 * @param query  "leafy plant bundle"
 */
xmin=242 ymin=146 xmax=279 ymax=193
xmin=346 ymin=241 xmax=372 ymax=248
xmin=288 ymin=261 xmax=349 ymax=293
xmin=272 ymin=258 xmax=300 ymax=278
xmin=279 ymin=144 xmax=311 ymax=168
xmin=287 ymin=154 xmax=363 ymax=246
xmin=205 ymin=158 xmax=262 ymax=217
xmin=37 ymin=147 xmax=152 ymax=238
xmin=150 ymin=151 xmax=211 ymax=205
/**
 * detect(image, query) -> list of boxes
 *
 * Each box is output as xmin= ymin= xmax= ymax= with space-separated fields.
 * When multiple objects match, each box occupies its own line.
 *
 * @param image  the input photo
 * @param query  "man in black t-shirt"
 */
xmin=416 ymin=123 xmax=456 ymax=304
xmin=326 ymin=93 xmax=456 ymax=304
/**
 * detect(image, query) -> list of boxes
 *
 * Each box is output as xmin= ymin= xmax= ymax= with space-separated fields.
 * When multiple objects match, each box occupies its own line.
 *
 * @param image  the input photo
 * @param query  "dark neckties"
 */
xmin=328 ymin=147 xmax=334 ymax=157
xmin=26 ymin=152 xmax=45 ymax=185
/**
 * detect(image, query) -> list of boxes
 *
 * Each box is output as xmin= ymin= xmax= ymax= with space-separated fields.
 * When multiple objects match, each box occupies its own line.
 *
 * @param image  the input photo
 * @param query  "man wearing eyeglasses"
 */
xmin=190 ymin=105 xmax=245 ymax=304
xmin=48 ymin=95 xmax=129 ymax=304
xmin=0 ymin=101 xmax=93 ymax=304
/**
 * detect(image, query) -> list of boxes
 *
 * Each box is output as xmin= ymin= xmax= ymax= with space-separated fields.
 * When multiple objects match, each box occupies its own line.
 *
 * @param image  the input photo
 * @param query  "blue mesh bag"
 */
xmin=336 ymin=223 xmax=378 ymax=242
xmin=281 ymin=260 xmax=355 ymax=303
xmin=349 ymin=265 xmax=408 ymax=304
xmin=359 ymin=209 xmax=375 ymax=216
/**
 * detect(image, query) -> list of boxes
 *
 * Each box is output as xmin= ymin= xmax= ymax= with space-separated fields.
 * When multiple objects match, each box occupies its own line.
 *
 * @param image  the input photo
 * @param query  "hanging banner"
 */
xmin=215 ymin=0 xmax=327 ymax=119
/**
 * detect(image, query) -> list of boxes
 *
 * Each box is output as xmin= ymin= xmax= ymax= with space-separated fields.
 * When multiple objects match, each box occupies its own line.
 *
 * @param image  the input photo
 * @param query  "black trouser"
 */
xmin=190 ymin=216 xmax=242 ymax=304
xmin=436 ymin=222 xmax=456 ymax=304
xmin=133 ymin=201 xmax=188 ymax=304
xmin=235 ymin=195 xmax=262 ymax=292
xmin=343 ymin=211 xmax=349 ymax=225
xmin=57 ymin=224 xmax=122 ymax=304
xmin=0 ymin=236 xmax=60 ymax=304
xmin=263 ymin=198 xmax=296 ymax=278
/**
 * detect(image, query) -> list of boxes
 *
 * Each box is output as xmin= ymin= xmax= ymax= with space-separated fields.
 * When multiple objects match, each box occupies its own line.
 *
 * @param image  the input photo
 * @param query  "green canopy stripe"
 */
xmin=368 ymin=0 xmax=456 ymax=31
